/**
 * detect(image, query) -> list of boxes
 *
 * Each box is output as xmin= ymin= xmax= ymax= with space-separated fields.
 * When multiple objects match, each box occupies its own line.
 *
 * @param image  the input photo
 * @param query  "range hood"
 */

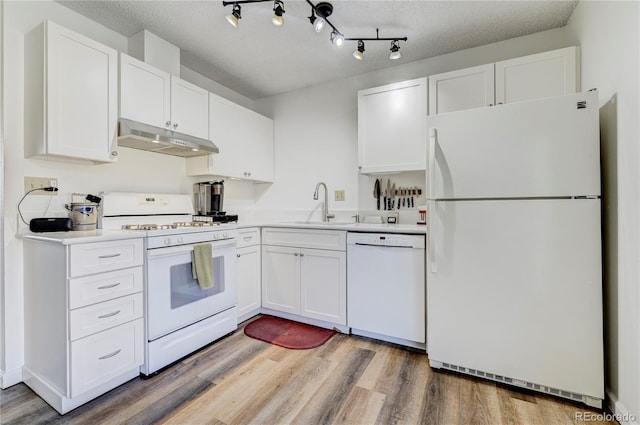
xmin=117 ymin=118 xmax=219 ymax=157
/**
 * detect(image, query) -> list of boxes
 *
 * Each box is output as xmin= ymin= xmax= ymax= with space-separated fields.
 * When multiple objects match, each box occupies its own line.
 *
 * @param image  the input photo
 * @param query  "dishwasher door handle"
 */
xmin=354 ymin=243 xmax=414 ymax=249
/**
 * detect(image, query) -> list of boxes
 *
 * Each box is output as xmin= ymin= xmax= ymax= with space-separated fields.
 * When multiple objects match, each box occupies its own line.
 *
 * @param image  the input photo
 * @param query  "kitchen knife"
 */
xmin=391 ymin=183 xmax=396 ymax=209
xmin=375 ymin=179 xmax=380 ymax=210
xmin=382 ymin=179 xmax=387 ymax=210
xmin=386 ymin=179 xmax=391 ymax=210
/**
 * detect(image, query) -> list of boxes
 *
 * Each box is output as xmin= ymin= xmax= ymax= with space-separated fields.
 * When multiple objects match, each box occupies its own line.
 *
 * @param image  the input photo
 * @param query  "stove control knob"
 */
xmin=177 ymin=237 xmax=183 ymax=244
xmin=214 ymin=233 xmax=220 ymax=240
xmin=222 ymin=232 xmax=228 ymax=239
xmin=164 ymin=237 xmax=171 ymax=245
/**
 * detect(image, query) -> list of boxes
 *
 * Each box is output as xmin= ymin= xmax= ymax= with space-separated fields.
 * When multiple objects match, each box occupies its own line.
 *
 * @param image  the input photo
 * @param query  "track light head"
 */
xmin=226 ymin=3 xmax=241 ymax=28
xmin=330 ymin=31 xmax=344 ymax=47
xmin=353 ymin=40 xmax=365 ymax=60
xmin=310 ymin=2 xmax=333 ymax=33
xmin=272 ymin=0 xmax=285 ymax=26
xmin=389 ymin=39 xmax=401 ymax=60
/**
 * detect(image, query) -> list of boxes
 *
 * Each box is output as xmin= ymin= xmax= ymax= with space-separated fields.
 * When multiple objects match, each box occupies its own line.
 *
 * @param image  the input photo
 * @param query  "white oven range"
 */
xmin=99 ymin=192 xmax=238 ymax=375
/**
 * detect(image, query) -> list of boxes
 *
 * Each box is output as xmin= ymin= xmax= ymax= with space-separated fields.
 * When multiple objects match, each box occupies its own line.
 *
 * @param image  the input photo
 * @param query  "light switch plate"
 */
xmin=334 ymin=190 xmax=345 ymax=201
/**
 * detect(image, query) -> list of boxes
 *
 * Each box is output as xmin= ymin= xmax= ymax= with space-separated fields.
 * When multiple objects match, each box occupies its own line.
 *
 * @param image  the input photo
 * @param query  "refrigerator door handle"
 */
xmin=428 ymin=200 xmax=437 ymax=273
xmin=428 ymin=128 xmax=437 ymax=198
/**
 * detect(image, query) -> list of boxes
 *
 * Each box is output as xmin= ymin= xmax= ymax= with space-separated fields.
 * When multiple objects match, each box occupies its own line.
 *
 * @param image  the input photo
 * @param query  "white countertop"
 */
xmin=20 ymin=229 xmax=144 ymax=245
xmin=238 ymin=221 xmax=427 ymax=234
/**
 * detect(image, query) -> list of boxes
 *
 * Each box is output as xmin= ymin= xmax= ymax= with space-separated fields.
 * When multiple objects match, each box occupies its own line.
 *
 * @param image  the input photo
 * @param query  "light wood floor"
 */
xmin=1 ymin=317 xmax=616 ymax=425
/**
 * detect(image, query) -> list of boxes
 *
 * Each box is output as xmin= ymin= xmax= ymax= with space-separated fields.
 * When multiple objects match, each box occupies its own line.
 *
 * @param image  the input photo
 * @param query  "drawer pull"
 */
xmin=97 ymin=282 xmax=121 ymax=290
xmin=98 ymin=310 xmax=121 ymax=319
xmin=98 ymin=253 xmax=122 ymax=259
xmin=243 ymin=236 xmax=253 ymax=241
xmin=98 ymin=349 xmax=122 ymax=360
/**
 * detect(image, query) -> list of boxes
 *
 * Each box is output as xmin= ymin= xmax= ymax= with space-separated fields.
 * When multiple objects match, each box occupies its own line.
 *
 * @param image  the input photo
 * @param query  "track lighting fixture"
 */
xmin=222 ymin=0 xmax=407 ymax=61
xmin=272 ymin=0 xmax=285 ymax=26
xmin=330 ymin=30 xmax=344 ymax=47
xmin=353 ymin=39 xmax=365 ymax=60
xmin=225 ymin=3 xmax=241 ymax=28
xmin=389 ymin=39 xmax=402 ymax=60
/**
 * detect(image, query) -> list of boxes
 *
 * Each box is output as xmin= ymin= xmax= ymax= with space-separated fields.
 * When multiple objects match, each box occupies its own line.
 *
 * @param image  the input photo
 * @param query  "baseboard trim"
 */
xmin=0 ymin=367 xmax=23 ymax=388
xmin=606 ymin=389 xmax=639 ymax=425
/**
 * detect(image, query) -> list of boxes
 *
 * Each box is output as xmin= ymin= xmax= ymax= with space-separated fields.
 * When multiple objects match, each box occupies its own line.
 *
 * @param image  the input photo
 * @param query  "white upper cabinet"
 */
xmin=186 ymin=92 xmax=274 ymax=182
xmin=119 ymin=53 xmax=171 ymax=129
xmin=119 ymin=54 xmax=209 ymax=139
xmin=357 ymin=77 xmax=427 ymax=174
xmin=428 ymin=47 xmax=580 ymax=115
xmin=169 ymin=77 xmax=209 ymax=138
xmin=429 ymin=64 xmax=495 ymax=114
xmin=495 ymin=46 xmax=579 ymax=104
xmin=25 ymin=21 xmax=118 ymax=163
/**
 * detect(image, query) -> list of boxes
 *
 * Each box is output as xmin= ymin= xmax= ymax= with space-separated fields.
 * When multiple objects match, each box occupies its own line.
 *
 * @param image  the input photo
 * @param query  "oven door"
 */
xmin=146 ymin=239 xmax=237 ymax=341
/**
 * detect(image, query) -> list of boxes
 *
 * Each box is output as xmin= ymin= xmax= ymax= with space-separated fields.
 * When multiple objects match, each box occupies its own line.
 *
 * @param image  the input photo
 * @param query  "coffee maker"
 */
xmin=193 ymin=181 xmax=238 ymax=223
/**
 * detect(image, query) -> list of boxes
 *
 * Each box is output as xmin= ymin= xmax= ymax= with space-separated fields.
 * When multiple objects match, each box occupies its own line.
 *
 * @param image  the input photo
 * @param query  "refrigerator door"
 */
xmin=427 ymin=91 xmax=600 ymax=200
xmin=426 ymin=198 xmax=603 ymax=399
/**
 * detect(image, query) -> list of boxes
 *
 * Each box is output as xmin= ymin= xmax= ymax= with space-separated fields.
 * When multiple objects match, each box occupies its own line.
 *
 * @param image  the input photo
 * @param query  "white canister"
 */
xmin=65 ymin=202 xmax=98 ymax=231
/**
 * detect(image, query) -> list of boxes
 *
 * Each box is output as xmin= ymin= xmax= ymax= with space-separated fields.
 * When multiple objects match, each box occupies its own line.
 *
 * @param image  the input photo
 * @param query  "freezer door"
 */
xmin=426 ymin=199 xmax=603 ymax=399
xmin=427 ymin=91 xmax=600 ymax=199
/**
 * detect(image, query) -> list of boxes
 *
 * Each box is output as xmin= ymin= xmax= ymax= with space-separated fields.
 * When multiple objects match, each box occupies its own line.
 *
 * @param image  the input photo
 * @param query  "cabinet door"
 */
xmin=119 ymin=53 xmax=171 ymax=130
xmin=237 ymin=245 xmax=261 ymax=322
xmin=495 ymin=46 xmax=578 ymax=104
xmin=46 ymin=21 xmax=118 ymax=162
xmin=300 ymin=248 xmax=346 ymax=325
xmin=358 ymin=78 xmax=427 ymax=173
xmin=207 ymin=93 xmax=245 ymax=178
xmin=243 ymin=110 xmax=274 ymax=182
xmin=428 ymin=64 xmax=495 ymax=114
xmin=170 ymin=76 xmax=209 ymax=138
xmin=261 ymin=245 xmax=300 ymax=314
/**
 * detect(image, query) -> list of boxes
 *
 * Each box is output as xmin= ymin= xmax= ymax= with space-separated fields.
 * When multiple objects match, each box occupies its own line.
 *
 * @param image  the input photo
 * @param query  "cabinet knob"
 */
xmin=497 ymin=102 xmax=503 ymax=105
xmin=237 ymin=253 xmax=241 ymax=257
xmin=489 ymin=104 xmax=494 ymax=106
xmin=294 ymin=252 xmax=299 ymax=256
xmin=111 ymin=151 xmax=118 ymax=157
xmin=173 ymin=123 xmax=179 ymax=129
xmin=247 ymin=172 xmax=252 ymax=177
xmin=165 ymin=121 xmax=171 ymax=127
xmin=300 ymin=253 xmax=304 ymax=257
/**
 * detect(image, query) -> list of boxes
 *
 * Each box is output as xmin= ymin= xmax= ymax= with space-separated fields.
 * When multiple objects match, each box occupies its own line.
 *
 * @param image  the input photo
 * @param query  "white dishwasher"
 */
xmin=347 ymin=232 xmax=426 ymax=349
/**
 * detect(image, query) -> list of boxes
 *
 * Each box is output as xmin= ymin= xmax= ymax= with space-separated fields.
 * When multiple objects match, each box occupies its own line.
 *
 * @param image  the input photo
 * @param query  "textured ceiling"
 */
xmin=58 ymin=1 xmax=578 ymax=99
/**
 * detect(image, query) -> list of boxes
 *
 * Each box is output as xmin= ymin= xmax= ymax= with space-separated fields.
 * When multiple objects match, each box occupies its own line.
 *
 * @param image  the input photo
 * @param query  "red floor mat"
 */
xmin=244 ymin=315 xmax=335 ymax=349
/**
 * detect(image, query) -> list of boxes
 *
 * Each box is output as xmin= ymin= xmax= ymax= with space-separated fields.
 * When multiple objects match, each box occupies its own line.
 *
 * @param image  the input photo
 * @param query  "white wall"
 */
xmin=253 ymin=28 xmax=573 ymax=223
xmin=566 ymin=2 xmax=640 ymax=423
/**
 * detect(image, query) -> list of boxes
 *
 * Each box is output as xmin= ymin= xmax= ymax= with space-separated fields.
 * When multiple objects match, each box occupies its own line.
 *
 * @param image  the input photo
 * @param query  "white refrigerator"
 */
xmin=426 ymin=91 xmax=604 ymax=408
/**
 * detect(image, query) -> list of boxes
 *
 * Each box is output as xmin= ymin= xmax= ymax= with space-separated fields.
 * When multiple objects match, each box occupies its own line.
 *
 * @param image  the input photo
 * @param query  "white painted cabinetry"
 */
xmin=23 ymin=237 xmax=144 ymax=414
xmin=429 ymin=47 xmax=580 ymax=114
xmin=24 ymin=20 xmax=118 ymax=163
xmin=236 ymin=227 xmax=262 ymax=323
xmin=186 ymin=93 xmax=274 ymax=182
xmin=261 ymin=228 xmax=347 ymax=328
xmin=120 ymin=53 xmax=209 ymax=139
xmin=357 ymin=78 xmax=427 ymax=174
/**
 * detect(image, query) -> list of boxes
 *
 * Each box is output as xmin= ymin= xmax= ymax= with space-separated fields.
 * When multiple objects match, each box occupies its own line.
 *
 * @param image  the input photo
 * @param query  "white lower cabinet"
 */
xmin=23 ymin=236 xmax=144 ymax=414
xmin=261 ymin=228 xmax=346 ymax=327
xmin=236 ymin=227 xmax=262 ymax=323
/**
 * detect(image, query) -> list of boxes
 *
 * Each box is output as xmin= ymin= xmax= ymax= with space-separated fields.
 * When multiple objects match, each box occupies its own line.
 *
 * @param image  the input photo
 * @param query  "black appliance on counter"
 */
xmin=193 ymin=180 xmax=238 ymax=223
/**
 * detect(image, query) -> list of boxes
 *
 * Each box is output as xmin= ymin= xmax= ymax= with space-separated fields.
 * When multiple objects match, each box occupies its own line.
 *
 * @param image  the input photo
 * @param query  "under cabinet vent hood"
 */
xmin=117 ymin=119 xmax=218 ymax=157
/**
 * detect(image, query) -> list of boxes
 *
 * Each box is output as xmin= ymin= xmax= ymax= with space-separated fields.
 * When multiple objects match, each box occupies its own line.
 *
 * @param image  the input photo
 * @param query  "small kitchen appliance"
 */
xmin=193 ymin=181 xmax=238 ymax=223
xmin=99 ymin=192 xmax=238 ymax=375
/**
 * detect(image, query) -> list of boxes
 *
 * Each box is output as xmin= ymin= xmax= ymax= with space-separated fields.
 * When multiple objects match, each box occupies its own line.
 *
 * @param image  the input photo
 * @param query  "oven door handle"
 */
xmin=147 ymin=240 xmax=236 ymax=258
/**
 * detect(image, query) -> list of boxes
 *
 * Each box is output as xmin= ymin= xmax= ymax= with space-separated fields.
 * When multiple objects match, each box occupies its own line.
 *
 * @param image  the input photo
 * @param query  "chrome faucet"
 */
xmin=313 ymin=182 xmax=335 ymax=222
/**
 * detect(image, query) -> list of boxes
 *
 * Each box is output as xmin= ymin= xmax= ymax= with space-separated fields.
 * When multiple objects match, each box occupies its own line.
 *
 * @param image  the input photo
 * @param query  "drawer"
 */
xmin=262 ymin=227 xmax=346 ymax=251
xmin=69 ymin=293 xmax=143 ymax=341
xmin=69 ymin=239 xmax=143 ymax=277
xmin=70 ymin=318 xmax=143 ymax=397
xmin=69 ymin=266 xmax=143 ymax=309
xmin=237 ymin=227 xmax=260 ymax=248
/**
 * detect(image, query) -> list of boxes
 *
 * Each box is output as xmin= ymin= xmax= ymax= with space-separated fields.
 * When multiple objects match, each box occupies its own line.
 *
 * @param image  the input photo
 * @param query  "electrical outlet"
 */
xmin=24 ymin=177 xmax=58 ymax=195
xmin=334 ymin=190 xmax=345 ymax=201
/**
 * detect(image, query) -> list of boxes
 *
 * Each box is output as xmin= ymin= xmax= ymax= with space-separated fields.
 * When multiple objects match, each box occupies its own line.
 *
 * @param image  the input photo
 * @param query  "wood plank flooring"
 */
xmin=0 ymin=317 xmax=616 ymax=425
